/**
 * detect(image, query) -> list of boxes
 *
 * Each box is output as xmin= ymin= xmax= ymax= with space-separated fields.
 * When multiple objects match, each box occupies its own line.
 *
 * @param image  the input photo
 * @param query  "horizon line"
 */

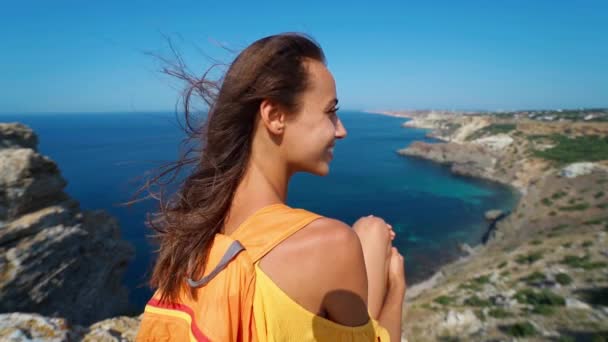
xmin=1 ymin=106 xmax=608 ymax=115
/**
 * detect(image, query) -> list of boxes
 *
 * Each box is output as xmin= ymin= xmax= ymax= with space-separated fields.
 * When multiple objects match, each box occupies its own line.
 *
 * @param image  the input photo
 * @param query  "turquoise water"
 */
xmin=1 ymin=111 xmax=518 ymax=312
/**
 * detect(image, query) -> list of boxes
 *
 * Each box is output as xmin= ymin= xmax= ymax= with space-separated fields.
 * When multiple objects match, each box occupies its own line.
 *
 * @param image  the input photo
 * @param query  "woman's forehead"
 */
xmin=305 ymin=60 xmax=336 ymax=96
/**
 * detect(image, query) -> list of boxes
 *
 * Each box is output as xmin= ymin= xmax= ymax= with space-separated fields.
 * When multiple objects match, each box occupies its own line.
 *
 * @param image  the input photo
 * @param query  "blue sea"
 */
xmin=1 ymin=111 xmax=518 ymax=312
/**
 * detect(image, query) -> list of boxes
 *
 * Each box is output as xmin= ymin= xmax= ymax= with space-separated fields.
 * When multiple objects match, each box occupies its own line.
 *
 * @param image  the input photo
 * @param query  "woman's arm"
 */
xmin=317 ymin=219 xmax=372 ymax=327
xmin=352 ymin=215 xmax=393 ymax=320
xmin=257 ymin=216 xmax=386 ymax=328
xmin=271 ymin=216 xmax=405 ymax=339
xmin=317 ymin=218 xmax=406 ymax=340
xmin=377 ymin=247 xmax=406 ymax=341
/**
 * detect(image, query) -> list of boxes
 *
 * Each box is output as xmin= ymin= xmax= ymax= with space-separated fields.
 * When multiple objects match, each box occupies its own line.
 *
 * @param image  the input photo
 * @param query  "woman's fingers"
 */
xmin=387 ymin=224 xmax=396 ymax=240
xmin=388 ymin=247 xmax=406 ymax=292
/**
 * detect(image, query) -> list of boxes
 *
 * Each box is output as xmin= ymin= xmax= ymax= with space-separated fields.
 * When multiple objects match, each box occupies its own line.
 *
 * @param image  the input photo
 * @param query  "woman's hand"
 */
xmin=352 ymin=215 xmax=390 ymax=231
xmin=352 ymin=214 xmax=394 ymax=319
xmin=352 ymin=215 xmax=395 ymax=245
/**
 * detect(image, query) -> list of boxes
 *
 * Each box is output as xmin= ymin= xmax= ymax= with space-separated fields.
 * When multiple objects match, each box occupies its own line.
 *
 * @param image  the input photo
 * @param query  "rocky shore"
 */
xmin=0 ymin=123 xmax=141 ymax=339
xmin=391 ymin=112 xmax=608 ymax=341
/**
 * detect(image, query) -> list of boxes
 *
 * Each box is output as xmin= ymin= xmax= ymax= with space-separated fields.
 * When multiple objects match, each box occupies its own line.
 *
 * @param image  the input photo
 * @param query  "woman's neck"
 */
xmin=238 ymin=156 xmax=288 ymax=204
xmin=222 ymin=154 xmax=290 ymax=235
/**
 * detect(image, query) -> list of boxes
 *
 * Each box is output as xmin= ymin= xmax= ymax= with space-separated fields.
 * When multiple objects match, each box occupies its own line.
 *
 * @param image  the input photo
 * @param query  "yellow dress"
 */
xmin=137 ymin=203 xmax=391 ymax=341
xmin=253 ymin=262 xmax=390 ymax=341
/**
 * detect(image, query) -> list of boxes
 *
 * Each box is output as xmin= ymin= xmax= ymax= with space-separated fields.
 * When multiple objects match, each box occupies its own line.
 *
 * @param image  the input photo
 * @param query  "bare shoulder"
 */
xmin=264 ymin=217 xmax=366 ymax=271
xmin=259 ymin=216 xmax=370 ymax=325
xmin=295 ymin=217 xmax=370 ymax=325
xmin=303 ymin=217 xmax=366 ymax=264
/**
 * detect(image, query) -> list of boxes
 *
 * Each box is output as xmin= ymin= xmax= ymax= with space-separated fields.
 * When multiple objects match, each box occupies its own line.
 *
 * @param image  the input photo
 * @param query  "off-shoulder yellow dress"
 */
xmin=253 ymin=261 xmax=390 ymax=341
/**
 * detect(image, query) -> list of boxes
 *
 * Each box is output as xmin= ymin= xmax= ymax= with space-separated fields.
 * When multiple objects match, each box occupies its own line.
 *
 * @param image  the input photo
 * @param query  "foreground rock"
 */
xmin=0 ymin=123 xmax=37 ymax=149
xmin=0 ymin=312 xmax=141 ymax=341
xmin=0 ymin=123 xmax=135 ymax=325
xmin=0 ymin=313 xmax=70 ymax=341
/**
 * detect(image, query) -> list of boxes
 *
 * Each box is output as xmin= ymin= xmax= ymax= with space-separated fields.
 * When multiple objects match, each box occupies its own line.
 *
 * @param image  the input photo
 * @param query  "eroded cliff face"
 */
xmin=399 ymin=116 xmax=608 ymax=192
xmin=0 ymin=122 xmax=135 ymax=326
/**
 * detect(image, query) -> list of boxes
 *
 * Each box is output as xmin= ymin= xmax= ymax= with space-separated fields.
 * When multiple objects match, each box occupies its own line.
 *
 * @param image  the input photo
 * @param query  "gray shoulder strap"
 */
xmin=186 ymin=240 xmax=245 ymax=288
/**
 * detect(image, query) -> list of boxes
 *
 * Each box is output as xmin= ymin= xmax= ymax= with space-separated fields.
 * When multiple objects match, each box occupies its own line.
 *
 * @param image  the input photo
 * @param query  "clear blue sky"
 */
xmin=1 ymin=0 xmax=606 ymax=113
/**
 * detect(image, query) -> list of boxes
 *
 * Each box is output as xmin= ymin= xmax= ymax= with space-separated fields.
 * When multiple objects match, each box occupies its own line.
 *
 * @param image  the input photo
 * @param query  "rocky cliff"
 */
xmin=396 ymin=113 xmax=608 ymax=341
xmin=0 ymin=123 xmax=136 ymax=326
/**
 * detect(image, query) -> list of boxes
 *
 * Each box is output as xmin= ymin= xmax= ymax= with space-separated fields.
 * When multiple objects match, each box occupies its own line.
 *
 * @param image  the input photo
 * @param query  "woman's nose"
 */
xmin=335 ymin=118 xmax=347 ymax=139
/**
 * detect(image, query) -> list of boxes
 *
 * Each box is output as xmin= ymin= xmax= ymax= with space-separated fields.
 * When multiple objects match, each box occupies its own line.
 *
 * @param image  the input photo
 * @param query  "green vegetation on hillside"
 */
xmin=434 ymin=295 xmax=456 ymax=306
xmin=555 ymin=273 xmax=573 ymax=285
xmin=559 ymin=203 xmax=590 ymax=211
xmin=515 ymin=288 xmax=565 ymax=305
xmin=561 ymin=255 xmax=607 ymax=270
xmin=501 ymin=322 xmax=538 ymax=337
xmin=533 ymin=134 xmax=608 ymax=164
xmin=521 ymin=271 xmax=545 ymax=284
xmin=464 ymin=295 xmax=492 ymax=307
xmin=515 ymin=251 xmax=544 ymax=265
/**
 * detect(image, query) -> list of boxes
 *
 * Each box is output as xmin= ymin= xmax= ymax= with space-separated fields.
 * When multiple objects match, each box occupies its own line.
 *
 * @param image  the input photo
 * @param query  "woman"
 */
xmin=137 ymin=33 xmax=406 ymax=341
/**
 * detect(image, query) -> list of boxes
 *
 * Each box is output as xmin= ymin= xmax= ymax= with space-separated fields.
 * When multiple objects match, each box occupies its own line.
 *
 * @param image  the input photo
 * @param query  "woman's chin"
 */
xmin=299 ymin=160 xmax=331 ymax=177
xmin=314 ymin=163 xmax=330 ymax=176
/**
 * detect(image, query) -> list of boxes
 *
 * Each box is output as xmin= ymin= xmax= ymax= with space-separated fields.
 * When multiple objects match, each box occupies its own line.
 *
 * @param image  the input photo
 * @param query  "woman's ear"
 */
xmin=259 ymin=99 xmax=286 ymax=135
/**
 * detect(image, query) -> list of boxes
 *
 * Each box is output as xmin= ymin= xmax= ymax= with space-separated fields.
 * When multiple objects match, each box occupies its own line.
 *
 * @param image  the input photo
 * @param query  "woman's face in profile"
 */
xmin=283 ymin=60 xmax=347 ymax=176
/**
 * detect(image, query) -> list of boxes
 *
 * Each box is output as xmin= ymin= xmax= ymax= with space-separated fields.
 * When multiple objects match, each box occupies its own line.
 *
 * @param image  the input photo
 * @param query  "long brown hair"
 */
xmin=133 ymin=33 xmax=326 ymax=303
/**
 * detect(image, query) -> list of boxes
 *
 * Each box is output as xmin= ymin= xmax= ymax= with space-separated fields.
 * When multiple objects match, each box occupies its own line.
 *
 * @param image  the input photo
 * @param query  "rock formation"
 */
xmin=0 ymin=122 xmax=135 ymax=325
xmin=396 ymin=113 xmax=608 ymax=341
xmin=0 ymin=312 xmax=141 ymax=341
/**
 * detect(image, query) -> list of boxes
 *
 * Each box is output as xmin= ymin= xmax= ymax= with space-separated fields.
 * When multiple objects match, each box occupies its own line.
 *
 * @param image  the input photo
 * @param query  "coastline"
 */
xmin=361 ymin=110 xmax=414 ymax=119
xmin=387 ymin=114 xmax=522 ymax=297
xmin=384 ymin=110 xmax=608 ymax=340
xmin=2 ymin=114 xmax=607 ymax=340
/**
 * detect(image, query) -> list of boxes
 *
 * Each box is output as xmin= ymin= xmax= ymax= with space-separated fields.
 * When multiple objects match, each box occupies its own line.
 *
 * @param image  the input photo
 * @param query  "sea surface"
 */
xmin=1 ymin=111 xmax=519 ymax=312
